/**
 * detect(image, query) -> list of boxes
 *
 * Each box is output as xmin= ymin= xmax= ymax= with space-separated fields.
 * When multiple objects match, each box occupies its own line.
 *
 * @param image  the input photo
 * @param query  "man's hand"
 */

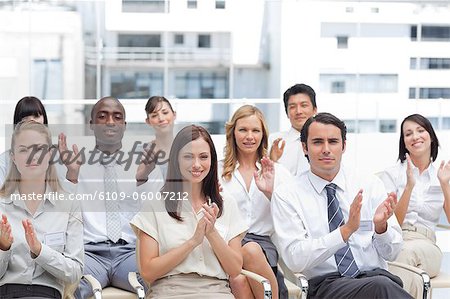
xmin=341 ymin=189 xmax=363 ymax=242
xmin=373 ymin=192 xmax=397 ymax=234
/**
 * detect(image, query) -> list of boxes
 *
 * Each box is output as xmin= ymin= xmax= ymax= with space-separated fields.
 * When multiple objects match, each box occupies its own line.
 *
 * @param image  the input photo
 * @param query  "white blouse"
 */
xmin=218 ymin=160 xmax=293 ymax=236
xmin=380 ymin=162 xmax=444 ymax=231
xmin=130 ymin=195 xmax=247 ymax=280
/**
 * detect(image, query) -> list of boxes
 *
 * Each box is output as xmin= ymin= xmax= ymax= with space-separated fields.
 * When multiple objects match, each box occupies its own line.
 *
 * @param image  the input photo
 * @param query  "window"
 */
xmin=409 ymin=87 xmax=416 ymax=99
xmin=118 ymin=34 xmax=161 ymax=47
xmin=370 ymin=7 xmax=379 ymax=13
xmin=110 ymin=71 xmax=163 ymax=99
xmin=420 ymin=57 xmax=450 ymax=69
xmin=410 ymin=25 xmax=417 ymax=41
xmin=122 ymin=0 xmax=165 ymax=13
xmin=345 ymin=7 xmax=354 ymax=13
xmin=419 ymin=88 xmax=450 ymax=99
xmin=198 ymin=34 xmax=211 ymax=48
xmin=379 ymin=120 xmax=396 ymax=133
xmin=174 ymin=34 xmax=184 ymax=45
xmin=33 ymin=59 xmax=62 ymax=101
xmin=442 ymin=117 xmax=450 ymax=129
xmin=422 ymin=26 xmax=450 ymax=41
xmin=331 ymin=81 xmax=345 ymax=93
xmin=187 ymin=0 xmax=197 ymax=9
xmin=215 ymin=0 xmax=225 ymax=9
xmin=409 ymin=58 xmax=417 ymax=69
xmin=320 ymin=74 xmax=397 ymax=93
xmin=174 ymin=71 xmax=228 ymax=99
xmin=337 ymin=36 xmax=348 ymax=49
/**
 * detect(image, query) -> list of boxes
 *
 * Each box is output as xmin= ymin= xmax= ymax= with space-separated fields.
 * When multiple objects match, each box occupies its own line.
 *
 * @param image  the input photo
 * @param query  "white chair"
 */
xmin=84 ymin=270 xmax=271 ymax=299
xmin=278 ymin=258 xmax=308 ymax=299
xmin=388 ymin=224 xmax=450 ymax=299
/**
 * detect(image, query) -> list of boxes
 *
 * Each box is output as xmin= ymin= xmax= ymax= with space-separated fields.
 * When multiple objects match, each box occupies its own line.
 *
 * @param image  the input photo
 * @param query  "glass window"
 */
xmin=442 ymin=117 xmax=450 ymax=129
xmin=118 ymin=34 xmax=161 ymax=47
xmin=187 ymin=0 xmax=197 ymax=9
xmin=410 ymin=25 xmax=417 ymax=41
xmin=33 ymin=59 xmax=63 ymax=101
xmin=422 ymin=25 xmax=450 ymax=41
xmin=122 ymin=0 xmax=165 ymax=13
xmin=174 ymin=71 xmax=228 ymax=99
xmin=409 ymin=87 xmax=416 ymax=99
xmin=410 ymin=57 xmax=417 ymax=69
xmin=216 ymin=0 xmax=225 ymax=9
xmin=337 ymin=36 xmax=348 ymax=49
xmin=110 ymin=71 xmax=163 ymax=99
xmin=174 ymin=34 xmax=184 ymax=45
xmin=198 ymin=34 xmax=211 ymax=48
xmin=331 ymin=81 xmax=345 ymax=93
xmin=419 ymin=88 xmax=450 ymax=99
xmin=420 ymin=57 xmax=450 ymax=69
xmin=379 ymin=119 xmax=396 ymax=133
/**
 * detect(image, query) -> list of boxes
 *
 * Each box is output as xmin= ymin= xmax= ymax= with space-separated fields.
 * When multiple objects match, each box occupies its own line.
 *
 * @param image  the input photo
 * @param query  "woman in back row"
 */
xmin=380 ymin=114 xmax=450 ymax=298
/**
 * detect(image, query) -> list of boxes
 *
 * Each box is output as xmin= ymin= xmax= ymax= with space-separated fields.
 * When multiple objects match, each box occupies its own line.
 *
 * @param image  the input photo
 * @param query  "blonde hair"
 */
xmin=222 ymin=105 xmax=269 ymax=181
xmin=0 ymin=120 xmax=62 ymax=197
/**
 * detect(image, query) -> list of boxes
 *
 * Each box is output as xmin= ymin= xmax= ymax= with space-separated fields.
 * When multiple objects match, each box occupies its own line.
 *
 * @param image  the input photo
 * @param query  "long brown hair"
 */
xmin=222 ymin=105 xmax=269 ymax=181
xmin=0 ymin=120 xmax=62 ymax=197
xmin=163 ymin=125 xmax=223 ymax=221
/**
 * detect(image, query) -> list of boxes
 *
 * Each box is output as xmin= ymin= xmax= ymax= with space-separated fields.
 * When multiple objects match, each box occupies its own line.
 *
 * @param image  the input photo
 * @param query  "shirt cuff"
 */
xmin=373 ymin=225 xmax=392 ymax=242
xmin=0 ymin=248 xmax=11 ymax=260
xmin=325 ymin=228 xmax=346 ymax=253
xmin=34 ymin=243 xmax=55 ymax=264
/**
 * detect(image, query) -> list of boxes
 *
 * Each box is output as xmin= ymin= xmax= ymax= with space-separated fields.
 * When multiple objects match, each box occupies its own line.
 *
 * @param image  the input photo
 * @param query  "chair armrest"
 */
xmin=241 ymin=269 xmax=272 ymax=299
xmin=128 ymin=272 xmax=145 ymax=299
xmin=387 ymin=261 xmax=430 ymax=299
xmin=436 ymin=223 xmax=450 ymax=230
xmin=83 ymin=274 xmax=102 ymax=299
xmin=293 ymin=272 xmax=309 ymax=298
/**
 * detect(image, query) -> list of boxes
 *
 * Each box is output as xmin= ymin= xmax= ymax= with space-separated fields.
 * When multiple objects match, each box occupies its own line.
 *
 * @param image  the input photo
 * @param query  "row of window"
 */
xmin=410 ymin=57 xmax=450 ymax=70
xmin=411 ymin=25 xmax=450 ymax=41
xmin=409 ymin=88 xmax=450 ymax=99
xmin=320 ymin=74 xmax=398 ymax=93
xmin=118 ymin=33 xmax=211 ymax=48
xmin=122 ymin=0 xmax=226 ymax=13
xmin=109 ymin=71 xmax=227 ymax=99
xmin=344 ymin=117 xmax=450 ymax=133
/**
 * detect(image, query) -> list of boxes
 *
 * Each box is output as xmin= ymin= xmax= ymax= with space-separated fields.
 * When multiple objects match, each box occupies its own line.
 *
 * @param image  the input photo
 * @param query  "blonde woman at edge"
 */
xmin=380 ymin=114 xmax=450 ymax=298
xmin=0 ymin=120 xmax=83 ymax=299
xmin=131 ymin=125 xmax=247 ymax=298
xmin=220 ymin=105 xmax=292 ymax=299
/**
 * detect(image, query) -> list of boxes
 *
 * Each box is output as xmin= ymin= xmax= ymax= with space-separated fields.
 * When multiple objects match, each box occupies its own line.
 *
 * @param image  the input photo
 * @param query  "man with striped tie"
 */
xmin=272 ymin=113 xmax=412 ymax=299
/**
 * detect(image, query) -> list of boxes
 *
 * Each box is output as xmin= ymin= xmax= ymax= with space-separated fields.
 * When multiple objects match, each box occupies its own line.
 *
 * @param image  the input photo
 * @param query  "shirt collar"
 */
xmin=235 ymin=160 xmax=262 ymax=171
xmin=287 ymin=127 xmax=301 ymax=141
xmin=307 ymin=168 xmax=346 ymax=195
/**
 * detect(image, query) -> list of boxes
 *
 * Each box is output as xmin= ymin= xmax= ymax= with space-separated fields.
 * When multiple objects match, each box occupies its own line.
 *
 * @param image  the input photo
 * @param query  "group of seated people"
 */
xmin=0 ymin=83 xmax=449 ymax=299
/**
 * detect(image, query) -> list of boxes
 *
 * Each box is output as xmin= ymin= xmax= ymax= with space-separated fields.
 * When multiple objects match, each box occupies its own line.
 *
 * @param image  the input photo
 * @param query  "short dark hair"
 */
xmin=13 ymin=96 xmax=48 ymax=126
xmin=398 ymin=114 xmax=439 ymax=163
xmin=145 ymin=96 xmax=174 ymax=115
xmin=90 ymin=96 xmax=125 ymax=120
xmin=283 ymin=83 xmax=317 ymax=115
xmin=163 ymin=125 xmax=223 ymax=222
xmin=300 ymin=112 xmax=347 ymax=150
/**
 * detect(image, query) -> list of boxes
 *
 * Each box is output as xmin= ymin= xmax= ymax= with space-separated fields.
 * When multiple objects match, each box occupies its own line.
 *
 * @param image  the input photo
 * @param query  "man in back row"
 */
xmin=272 ymin=112 xmax=413 ymax=299
xmin=270 ymin=83 xmax=317 ymax=176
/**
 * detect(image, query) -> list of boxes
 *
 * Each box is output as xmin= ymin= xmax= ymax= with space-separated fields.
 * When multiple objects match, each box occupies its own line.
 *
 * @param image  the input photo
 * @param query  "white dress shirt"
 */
xmin=271 ymin=168 xmax=403 ymax=279
xmin=130 ymin=194 xmax=248 ymax=280
xmin=269 ymin=127 xmax=309 ymax=176
xmin=379 ymin=162 xmax=443 ymax=231
xmin=76 ymin=150 xmax=164 ymax=244
xmin=0 ymin=190 xmax=84 ymax=296
xmin=218 ymin=160 xmax=293 ymax=236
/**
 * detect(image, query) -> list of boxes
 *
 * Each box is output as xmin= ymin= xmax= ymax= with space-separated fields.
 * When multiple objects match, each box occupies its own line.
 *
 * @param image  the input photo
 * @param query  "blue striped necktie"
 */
xmin=325 ymin=183 xmax=360 ymax=278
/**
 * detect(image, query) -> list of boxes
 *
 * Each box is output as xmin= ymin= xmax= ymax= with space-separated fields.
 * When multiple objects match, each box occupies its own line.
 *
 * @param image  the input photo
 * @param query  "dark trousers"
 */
xmin=307 ymin=268 xmax=414 ymax=299
xmin=0 ymin=284 xmax=61 ymax=299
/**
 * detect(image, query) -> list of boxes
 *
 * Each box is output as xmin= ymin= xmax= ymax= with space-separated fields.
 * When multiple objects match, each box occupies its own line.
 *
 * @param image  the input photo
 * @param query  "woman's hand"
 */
xmin=22 ymin=219 xmax=42 ymax=257
xmin=0 ymin=214 xmax=14 ymax=251
xmin=438 ymin=160 xmax=450 ymax=185
xmin=203 ymin=203 xmax=219 ymax=237
xmin=254 ymin=156 xmax=275 ymax=199
xmin=136 ymin=142 xmax=157 ymax=185
xmin=191 ymin=217 xmax=206 ymax=246
xmin=405 ymin=153 xmax=416 ymax=188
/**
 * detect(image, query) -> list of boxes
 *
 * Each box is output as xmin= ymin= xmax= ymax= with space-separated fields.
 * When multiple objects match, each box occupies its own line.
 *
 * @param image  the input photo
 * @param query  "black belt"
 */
xmin=95 ymin=238 xmax=128 ymax=245
xmin=0 ymin=283 xmax=61 ymax=299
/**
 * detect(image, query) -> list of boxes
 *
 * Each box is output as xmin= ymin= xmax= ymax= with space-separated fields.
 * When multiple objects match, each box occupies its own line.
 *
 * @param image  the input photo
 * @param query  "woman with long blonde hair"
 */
xmin=0 ymin=120 xmax=84 ymax=299
xmin=220 ymin=105 xmax=292 ymax=299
